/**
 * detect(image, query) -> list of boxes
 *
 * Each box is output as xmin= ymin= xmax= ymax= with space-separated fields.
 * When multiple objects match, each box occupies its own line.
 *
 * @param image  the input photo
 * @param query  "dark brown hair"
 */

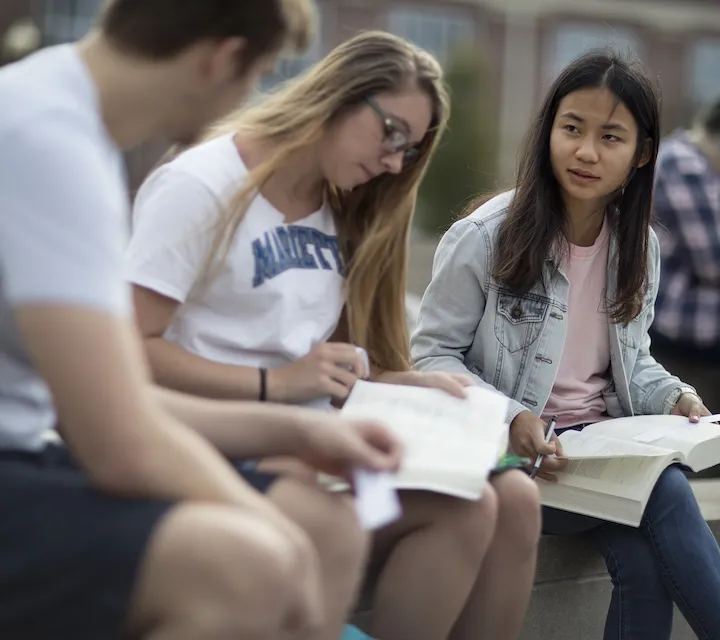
xmin=472 ymin=50 xmax=660 ymax=324
xmin=100 ymin=0 xmax=315 ymax=69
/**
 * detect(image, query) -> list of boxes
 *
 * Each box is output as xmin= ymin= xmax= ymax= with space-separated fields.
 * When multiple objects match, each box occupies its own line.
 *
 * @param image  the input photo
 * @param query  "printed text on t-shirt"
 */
xmin=251 ymin=225 xmax=344 ymax=288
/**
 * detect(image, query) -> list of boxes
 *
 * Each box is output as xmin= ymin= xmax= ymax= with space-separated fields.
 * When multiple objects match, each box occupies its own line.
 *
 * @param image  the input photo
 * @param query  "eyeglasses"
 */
xmin=365 ymin=97 xmax=421 ymax=168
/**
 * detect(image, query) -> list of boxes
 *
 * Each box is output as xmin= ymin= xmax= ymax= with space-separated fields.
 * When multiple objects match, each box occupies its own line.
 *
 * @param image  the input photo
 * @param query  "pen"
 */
xmin=530 ymin=415 xmax=558 ymax=480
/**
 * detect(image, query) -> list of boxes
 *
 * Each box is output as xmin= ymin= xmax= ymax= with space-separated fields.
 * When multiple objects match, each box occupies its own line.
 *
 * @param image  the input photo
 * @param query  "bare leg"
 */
xmin=451 ymin=470 xmax=541 ymax=640
xmin=125 ymin=503 xmax=323 ymax=640
xmin=369 ymin=489 xmax=499 ymax=640
xmin=268 ymin=477 xmax=370 ymax=640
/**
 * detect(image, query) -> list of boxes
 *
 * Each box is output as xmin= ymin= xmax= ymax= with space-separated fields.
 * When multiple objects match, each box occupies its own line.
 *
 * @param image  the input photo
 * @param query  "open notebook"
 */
xmin=538 ymin=414 xmax=720 ymax=527
xmin=326 ymin=380 xmax=510 ymax=500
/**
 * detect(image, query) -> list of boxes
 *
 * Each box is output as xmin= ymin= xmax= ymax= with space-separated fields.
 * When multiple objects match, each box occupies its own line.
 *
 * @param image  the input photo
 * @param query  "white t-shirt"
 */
xmin=124 ymin=134 xmax=346 ymax=379
xmin=0 ymin=46 xmax=131 ymax=451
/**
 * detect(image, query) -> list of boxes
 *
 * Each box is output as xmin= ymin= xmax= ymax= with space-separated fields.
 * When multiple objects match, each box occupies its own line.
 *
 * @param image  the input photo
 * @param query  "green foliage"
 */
xmin=416 ymin=48 xmax=498 ymax=236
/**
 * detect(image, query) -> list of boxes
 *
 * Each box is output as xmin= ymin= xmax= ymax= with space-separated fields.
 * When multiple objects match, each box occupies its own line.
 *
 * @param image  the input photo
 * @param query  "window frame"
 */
xmin=42 ymin=0 xmax=100 ymax=46
xmin=386 ymin=4 xmax=478 ymax=67
xmin=687 ymin=37 xmax=720 ymax=111
xmin=542 ymin=20 xmax=645 ymax=86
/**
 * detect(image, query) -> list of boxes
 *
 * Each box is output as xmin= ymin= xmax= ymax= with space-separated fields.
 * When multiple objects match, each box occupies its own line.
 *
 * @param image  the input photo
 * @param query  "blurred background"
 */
xmin=2 ymin=0 xmax=719 ymax=293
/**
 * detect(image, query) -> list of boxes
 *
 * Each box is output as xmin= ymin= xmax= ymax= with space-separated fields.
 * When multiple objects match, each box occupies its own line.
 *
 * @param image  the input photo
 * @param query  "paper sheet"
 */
xmin=353 ymin=469 xmax=402 ymax=530
xmin=342 ymin=382 xmax=508 ymax=468
xmin=342 ymin=381 xmax=509 ymax=502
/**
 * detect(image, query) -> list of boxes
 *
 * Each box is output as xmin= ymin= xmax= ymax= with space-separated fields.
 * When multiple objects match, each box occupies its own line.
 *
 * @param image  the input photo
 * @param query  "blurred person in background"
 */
xmin=0 ymin=18 xmax=41 ymax=65
xmin=0 ymin=1 xmax=404 ymax=639
xmin=651 ymin=96 xmax=720 ymax=414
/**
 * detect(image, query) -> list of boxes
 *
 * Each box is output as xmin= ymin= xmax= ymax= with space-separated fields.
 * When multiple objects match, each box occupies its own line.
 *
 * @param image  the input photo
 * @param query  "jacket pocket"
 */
xmin=494 ymin=291 xmax=549 ymax=354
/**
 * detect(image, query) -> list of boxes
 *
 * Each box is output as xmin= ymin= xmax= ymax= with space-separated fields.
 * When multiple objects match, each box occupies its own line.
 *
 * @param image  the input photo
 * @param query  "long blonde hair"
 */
xmin=195 ymin=31 xmax=449 ymax=372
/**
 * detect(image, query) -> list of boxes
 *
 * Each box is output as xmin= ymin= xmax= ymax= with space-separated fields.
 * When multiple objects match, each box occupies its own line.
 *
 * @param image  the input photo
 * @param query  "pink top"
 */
xmin=542 ymin=218 xmax=611 ymax=429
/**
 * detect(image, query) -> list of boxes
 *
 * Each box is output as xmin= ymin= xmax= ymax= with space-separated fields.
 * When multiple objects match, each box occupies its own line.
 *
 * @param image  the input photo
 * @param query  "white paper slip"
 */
xmin=698 ymin=414 xmax=720 ymax=424
xmin=353 ymin=469 xmax=402 ymax=531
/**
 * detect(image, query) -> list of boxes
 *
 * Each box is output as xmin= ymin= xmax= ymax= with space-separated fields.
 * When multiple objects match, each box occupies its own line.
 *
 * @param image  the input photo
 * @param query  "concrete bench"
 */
xmin=353 ymin=481 xmax=720 ymax=639
xmin=522 ymin=518 xmax=720 ymax=639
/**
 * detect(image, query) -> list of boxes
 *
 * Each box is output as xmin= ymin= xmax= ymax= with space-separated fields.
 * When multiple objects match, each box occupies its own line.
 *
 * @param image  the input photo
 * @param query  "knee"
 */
xmin=652 ymin=465 xmax=693 ymax=502
xmin=199 ymin=518 xmax=312 ymax=635
xmin=442 ymin=486 xmax=500 ymax=558
xmin=299 ymin=490 xmax=369 ymax=575
xmin=648 ymin=465 xmax=701 ymax=520
xmin=153 ymin=505 xmax=320 ymax=637
xmin=492 ymin=470 xmax=542 ymax=548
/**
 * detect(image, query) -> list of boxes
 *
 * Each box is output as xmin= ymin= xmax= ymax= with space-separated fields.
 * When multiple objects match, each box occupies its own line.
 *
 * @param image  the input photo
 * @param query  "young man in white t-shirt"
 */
xmin=0 ymin=2 xmax=401 ymax=639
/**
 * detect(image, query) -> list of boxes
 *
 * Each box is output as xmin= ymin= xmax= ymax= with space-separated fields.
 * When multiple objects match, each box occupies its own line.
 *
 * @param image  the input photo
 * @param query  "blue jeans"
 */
xmin=543 ymin=465 xmax=720 ymax=640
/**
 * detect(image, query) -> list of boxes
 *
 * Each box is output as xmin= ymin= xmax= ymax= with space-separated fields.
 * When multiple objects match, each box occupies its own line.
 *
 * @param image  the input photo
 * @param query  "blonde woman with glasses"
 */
xmin=124 ymin=31 xmax=541 ymax=640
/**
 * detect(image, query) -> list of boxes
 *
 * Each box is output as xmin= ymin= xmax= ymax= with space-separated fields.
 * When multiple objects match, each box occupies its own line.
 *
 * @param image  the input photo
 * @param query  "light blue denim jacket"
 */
xmin=411 ymin=191 xmax=695 ymax=424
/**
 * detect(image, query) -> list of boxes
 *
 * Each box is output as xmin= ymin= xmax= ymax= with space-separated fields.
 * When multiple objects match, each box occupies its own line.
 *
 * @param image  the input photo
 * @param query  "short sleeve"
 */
xmin=123 ymin=166 xmax=223 ymax=303
xmin=0 ymin=118 xmax=131 ymax=315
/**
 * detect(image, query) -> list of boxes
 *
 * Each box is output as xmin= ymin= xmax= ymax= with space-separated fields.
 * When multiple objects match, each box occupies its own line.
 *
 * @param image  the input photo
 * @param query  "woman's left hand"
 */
xmin=671 ymin=392 xmax=711 ymax=423
xmin=377 ymin=370 xmax=474 ymax=399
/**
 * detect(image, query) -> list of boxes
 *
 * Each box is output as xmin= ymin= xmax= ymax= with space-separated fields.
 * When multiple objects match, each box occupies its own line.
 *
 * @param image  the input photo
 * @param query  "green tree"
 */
xmin=416 ymin=48 xmax=498 ymax=236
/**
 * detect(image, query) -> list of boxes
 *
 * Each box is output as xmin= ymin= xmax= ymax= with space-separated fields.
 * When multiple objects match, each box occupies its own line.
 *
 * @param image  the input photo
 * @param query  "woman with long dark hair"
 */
xmin=412 ymin=50 xmax=720 ymax=639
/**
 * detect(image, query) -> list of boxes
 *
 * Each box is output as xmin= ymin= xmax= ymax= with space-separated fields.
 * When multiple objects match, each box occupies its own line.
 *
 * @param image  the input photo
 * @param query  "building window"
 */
xmin=43 ymin=0 xmax=100 ymax=45
xmin=261 ymin=9 xmax=323 ymax=90
xmin=544 ymin=22 xmax=643 ymax=84
xmin=388 ymin=7 xmax=476 ymax=66
xmin=689 ymin=39 xmax=720 ymax=109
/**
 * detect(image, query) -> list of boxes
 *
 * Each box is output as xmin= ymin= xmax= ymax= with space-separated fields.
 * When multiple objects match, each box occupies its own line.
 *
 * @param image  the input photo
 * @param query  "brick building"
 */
xmin=3 ymin=0 xmax=720 ymax=184
xmin=314 ymin=0 xmax=720 ymax=181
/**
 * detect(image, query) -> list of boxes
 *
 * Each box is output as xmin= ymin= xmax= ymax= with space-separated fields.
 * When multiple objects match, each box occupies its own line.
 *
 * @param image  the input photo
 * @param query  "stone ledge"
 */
xmin=354 ymin=482 xmax=720 ymax=639
xmin=533 ymin=531 xmax=605 ymax=584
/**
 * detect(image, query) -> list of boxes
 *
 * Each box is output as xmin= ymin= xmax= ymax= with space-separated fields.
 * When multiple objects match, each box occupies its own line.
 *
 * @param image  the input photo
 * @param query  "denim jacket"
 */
xmin=411 ymin=191 xmax=695 ymax=424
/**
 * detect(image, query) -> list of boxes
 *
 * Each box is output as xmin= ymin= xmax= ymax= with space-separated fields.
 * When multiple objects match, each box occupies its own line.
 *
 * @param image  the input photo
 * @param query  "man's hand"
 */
xmin=510 ymin=410 xmax=568 ymax=482
xmin=293 ymin=412 xmax=402 ymax=480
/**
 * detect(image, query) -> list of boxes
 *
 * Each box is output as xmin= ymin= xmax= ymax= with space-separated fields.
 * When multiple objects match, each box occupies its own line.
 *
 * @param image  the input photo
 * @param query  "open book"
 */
xmin=330 ymin=380 xmax=510 ymax=500
xmin=538 ymin=414 xmax=720 ymax=527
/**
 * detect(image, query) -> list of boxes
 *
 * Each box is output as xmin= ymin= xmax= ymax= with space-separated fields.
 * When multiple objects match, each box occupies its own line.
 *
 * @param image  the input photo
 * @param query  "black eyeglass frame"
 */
xmin=364 ymin=97 xmax=422 ymax=168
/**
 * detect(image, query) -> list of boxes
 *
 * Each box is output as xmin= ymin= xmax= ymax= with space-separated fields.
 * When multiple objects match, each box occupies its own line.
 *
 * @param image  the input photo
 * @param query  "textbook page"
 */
xmin=341 ymin=381 xmax=510 ymax=500
xmin=558 ymin=429 xmax=681 ymax=460
xmin=538 ymin=450 xmax=677 ymax=526
xmin=581 ymin=415 xmax=720 ymax=471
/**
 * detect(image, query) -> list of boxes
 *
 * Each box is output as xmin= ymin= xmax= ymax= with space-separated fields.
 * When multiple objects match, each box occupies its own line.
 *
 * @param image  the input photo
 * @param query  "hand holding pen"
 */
xmin=530 ymin=415 xmax=558 ymax=479
xmin=509 ymin=411 xmax=568 ymax=482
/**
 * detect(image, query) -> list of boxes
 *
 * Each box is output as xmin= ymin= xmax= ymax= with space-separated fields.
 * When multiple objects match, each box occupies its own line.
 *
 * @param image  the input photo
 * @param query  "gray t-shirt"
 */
xmin=0 ymin=45 xmax=131 ymax=451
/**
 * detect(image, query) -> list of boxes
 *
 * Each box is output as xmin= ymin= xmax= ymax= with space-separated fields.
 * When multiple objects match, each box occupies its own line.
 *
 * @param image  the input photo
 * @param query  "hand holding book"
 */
xmin=538 ymin=414 xmax=720 ymax=526
xmin=670 ymin=392 xmax=710 ymax=423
